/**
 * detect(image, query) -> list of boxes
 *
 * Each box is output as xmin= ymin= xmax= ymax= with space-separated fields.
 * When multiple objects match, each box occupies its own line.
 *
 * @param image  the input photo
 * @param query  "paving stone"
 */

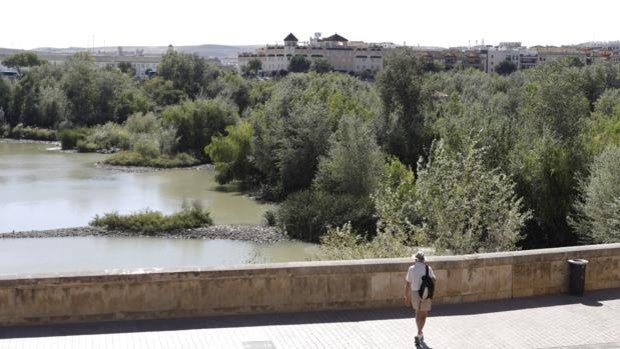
xmin=0 ymin=289 xmax=618 ymax=349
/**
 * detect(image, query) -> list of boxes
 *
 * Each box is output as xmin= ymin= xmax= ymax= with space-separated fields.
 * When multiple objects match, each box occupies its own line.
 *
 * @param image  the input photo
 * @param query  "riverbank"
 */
xmin=95 ymin=161 xmax=213 ymax=173
xmin=0 ymin=225 xmax=288 ymax=244
xmin=0 ymin=138 xmax=59 ymax=145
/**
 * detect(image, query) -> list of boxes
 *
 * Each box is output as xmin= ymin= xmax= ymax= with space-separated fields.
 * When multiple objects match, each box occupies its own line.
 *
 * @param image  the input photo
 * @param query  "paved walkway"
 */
xmin=1 ymin=289 xmax=618 ymax=349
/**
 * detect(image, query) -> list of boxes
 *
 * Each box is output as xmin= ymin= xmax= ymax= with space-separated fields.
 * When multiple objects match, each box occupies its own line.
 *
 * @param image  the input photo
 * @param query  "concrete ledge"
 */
xmin=1 ymin=243 xmax=619 ymax=326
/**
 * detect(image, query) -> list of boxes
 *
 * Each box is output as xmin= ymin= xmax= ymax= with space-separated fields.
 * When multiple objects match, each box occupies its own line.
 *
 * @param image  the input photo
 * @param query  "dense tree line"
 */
xmin=2 ymin=49 xmax=620 ymax=254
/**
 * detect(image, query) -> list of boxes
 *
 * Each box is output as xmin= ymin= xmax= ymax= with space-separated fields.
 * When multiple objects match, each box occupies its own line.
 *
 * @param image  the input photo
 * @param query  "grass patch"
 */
xmin=104 ymin=151 xmax=201 ymax=168
xmin=90 ymin=201 xmax=213 ymax=234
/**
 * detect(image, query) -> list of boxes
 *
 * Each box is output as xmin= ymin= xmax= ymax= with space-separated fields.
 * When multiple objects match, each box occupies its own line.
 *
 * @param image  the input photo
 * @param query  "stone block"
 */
xmin=370 ymin=273 xmax=393 ymax=300
xmin=349 ymin=274 xmax=368 ymax=301
xmin=532 ymin=262 xmax=552 ymax=289
xmin=549 ymin=261 xmax=569 ymax=291
xmin=327 ymin=274 xmax=350 ymax=303
xmin=512 ymin=263 xmax=534 ymax=290
xmin=484 ymin=265 xmax=512 ymax=293
xmin=291 ymin=275 xmax=328 ymax=305
xmin=446 ymin=268 xmax=464 ymax=296
xmin=433 ymin=269 xmax=448 ymax=297
xmin=67 ymin=285 xmax=105 ymax=316
xmin=513 ymin=288 xmax=534 ymax=298
xmin=461 ymin=267 xmax=485 ymax=295
xmin=0 ymin=288 xmax=15 ymax=318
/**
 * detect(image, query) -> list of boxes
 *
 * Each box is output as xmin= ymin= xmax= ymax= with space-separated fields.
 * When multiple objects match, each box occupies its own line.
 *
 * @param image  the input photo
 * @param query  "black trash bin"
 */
xmin=567 ymin=259 xmax=588 ymax=296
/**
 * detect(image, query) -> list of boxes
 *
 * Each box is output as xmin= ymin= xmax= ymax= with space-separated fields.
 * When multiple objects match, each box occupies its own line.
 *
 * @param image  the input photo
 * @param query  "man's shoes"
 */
xmin=414 ymin=335 xmax=421 ymax=345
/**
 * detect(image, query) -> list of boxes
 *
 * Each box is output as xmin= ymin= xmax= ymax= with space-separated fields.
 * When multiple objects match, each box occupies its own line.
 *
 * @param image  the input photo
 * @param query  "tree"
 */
xmin=242 ymin=58 xmax=262 ymax=77
xmin=310 ymin=58 xmax=333 ymax=74
xmin=570 ymin=146 xmax=620 ymax=243
xmin=212 ymin=72 xmax=251 ymax=113
xmin=374 ymin=157 xmax=420 ymax=242
xmin=314 ymin=115 xmax=384 ymax=196
xmin=158 ymin=50 xmax=221 ymax=98
xmin=205 ymin=121 xmax=256 ymax=185
xmin=414 ymin=139 xmax=531 ymax=254
xmin=162 ymin=98 xmax=238 ymax=158
xmin=288 ymin=55 xmax=311 ymax=73
xmin=117 ymin=62 xmax=136 ymax=76
xmin=375 ymin=47 xmax=430 ymax=165
xmin=142 ymin=77 xmax=187 ymax=106
xmin=2 ymin=52 xmax=46 ymax=75
xmin=38 ymin=85 xmax=69 ymax=128
xmin=495 ymin=60 xmax=517 ymax=76
xmin=0 ymin=77 xmax=10 ymax=120
xmin=61 ymin=53 xmax=99 ymax=125
xmin=277 ymin=103 xmax=332 ymax=194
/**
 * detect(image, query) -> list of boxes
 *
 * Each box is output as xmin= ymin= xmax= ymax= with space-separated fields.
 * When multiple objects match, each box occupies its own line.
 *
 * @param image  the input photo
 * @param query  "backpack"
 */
xmin=418 ymin=265 xmax=435 ymax=299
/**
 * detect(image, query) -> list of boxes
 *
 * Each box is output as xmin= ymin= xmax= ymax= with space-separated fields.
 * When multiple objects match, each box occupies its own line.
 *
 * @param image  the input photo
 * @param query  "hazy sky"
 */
xmin=1 ymin=0 xmax=618 ymax=49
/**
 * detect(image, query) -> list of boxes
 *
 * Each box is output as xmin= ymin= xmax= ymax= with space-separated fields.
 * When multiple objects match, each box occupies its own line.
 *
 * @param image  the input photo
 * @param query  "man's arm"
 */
xmin=404 ymin=281 xmax=411 ymax=306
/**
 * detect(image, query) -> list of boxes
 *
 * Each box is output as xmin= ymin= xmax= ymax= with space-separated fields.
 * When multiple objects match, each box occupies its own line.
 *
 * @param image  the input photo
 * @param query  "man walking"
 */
xmin=405 ymin=251 xmax=436 ymax=345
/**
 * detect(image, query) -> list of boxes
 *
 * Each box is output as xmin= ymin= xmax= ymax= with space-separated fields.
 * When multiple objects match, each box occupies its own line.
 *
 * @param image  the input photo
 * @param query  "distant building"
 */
xmin=486 ymin=43 xmax=537 ymax=73
xmin=530 ymin=46 xmax=587 ymax=65
xmin=0 ymin=52 xmax=162 ymax=78
xmin=238 ymin=33 xmax=387 ymax=74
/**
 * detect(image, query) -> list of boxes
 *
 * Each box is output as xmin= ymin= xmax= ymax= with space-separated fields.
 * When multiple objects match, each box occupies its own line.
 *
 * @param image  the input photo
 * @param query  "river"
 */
xmin=0 ymin=142 xmax=318 ymax=273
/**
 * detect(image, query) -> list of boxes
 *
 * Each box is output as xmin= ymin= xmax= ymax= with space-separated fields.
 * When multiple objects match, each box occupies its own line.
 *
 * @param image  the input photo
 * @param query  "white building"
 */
xmin=238 ymin=33 xmax=386 ymax=74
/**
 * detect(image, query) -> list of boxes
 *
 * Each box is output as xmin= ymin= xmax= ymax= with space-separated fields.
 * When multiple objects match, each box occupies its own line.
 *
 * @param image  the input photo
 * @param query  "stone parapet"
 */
xmin=0 ymin=244 xmax=618 ymax=326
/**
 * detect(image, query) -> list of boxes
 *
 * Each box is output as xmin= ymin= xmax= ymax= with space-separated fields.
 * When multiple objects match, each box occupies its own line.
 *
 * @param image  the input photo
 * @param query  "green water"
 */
xmin=0 ymin=142 xmax=273 ymax=231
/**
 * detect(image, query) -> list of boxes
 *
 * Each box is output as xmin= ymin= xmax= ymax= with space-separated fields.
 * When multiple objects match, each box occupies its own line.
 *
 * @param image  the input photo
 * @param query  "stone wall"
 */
xmin=0 ymin=244 xmax=618 ymax=326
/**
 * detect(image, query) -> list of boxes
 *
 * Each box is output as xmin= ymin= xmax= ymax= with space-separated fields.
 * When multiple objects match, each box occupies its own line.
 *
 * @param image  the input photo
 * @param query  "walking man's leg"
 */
xmin=416 ymin=310 xmax=428 ymax=338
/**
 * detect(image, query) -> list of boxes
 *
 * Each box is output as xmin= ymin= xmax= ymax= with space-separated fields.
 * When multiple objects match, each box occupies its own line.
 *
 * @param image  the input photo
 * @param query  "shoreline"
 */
xmin=0 ymin=225 xmax=289 ymax=244
xmin=0 ymin=138 xmax=59 ymax=145
xmin=95 ymin=161 xmax=213 ymax=173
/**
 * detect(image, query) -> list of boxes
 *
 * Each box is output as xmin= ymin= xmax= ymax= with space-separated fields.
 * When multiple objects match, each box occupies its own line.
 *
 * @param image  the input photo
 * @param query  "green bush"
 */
xmin=133 ymin=137 xmax=161 ymax=158
xmin=0 ymin=123 xmax=10 ymax=138
xmin=76 ymin=139 xmax=98 ymax=153
xmin=263 ymin=210 xmax=277 ymax=227
xmin=278 ymin=190 xmax=377 ymax=243
xmin=88 ymin=122 xmax=131 ymax=150
xmin=9 ymin=124 xmax=57 ymax=141
xmin=90 ymin=201 xmax=213 ymax=234
xmin=58 ymin=128 xmax=89 ymax=150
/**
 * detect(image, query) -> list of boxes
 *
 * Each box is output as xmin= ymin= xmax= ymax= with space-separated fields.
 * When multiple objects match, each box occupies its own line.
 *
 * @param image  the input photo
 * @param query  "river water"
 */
xmin=0 ymin=142 xmax=318 ymax=272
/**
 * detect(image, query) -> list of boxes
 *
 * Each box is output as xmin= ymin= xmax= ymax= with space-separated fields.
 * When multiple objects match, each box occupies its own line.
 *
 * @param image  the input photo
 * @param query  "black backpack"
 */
xmin=418 ymin=265 xmax=435 ymax=299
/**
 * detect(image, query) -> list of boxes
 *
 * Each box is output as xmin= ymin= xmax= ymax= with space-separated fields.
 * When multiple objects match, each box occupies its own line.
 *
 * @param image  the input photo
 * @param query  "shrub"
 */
xmin=59 ymin=128 xmax=89 ymax=150
xmin=571 ymin=145 xmax=620 ymax=243
xmin=90 ymin=201 xmax=213 ymax=234
xmin=319 ymin=222 xmax=411 ymax=260
xmin=9 ymin=124 xmax=57 ymax=141
xmin=104 ymin=151 xmax=200 ymax=168
xmin=263 ymin=210 xmax=277 ymax=226
xmin=278 ymin=190 xmax=376 ymax=243
xmin=76 ymin=139 xmax=98 ymax=153
xmin=88 ymin=122 xmax=131 ymax=150
xmin=125 ymin=112 xmax=160 ymax=134
xmin=0 ymin=123 xmax=10 ymax=138
xmin=133 ymin=137 xmax=161 ymax=158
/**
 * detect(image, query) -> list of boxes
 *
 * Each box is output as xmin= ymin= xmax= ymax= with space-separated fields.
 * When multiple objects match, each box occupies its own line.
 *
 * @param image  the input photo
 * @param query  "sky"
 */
xmin=1 ymin=0 xmax=618 ymax=49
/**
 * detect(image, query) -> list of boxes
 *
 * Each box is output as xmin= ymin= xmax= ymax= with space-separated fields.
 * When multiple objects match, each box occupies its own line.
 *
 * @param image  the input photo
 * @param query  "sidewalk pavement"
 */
xmin=1 ymin=288 xmax=618 ymax=348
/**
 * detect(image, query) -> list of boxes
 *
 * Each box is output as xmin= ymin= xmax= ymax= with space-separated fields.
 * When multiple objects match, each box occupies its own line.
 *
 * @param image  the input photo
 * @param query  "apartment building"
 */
xmin=238 ymin=33 xmax=386 ymax=74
